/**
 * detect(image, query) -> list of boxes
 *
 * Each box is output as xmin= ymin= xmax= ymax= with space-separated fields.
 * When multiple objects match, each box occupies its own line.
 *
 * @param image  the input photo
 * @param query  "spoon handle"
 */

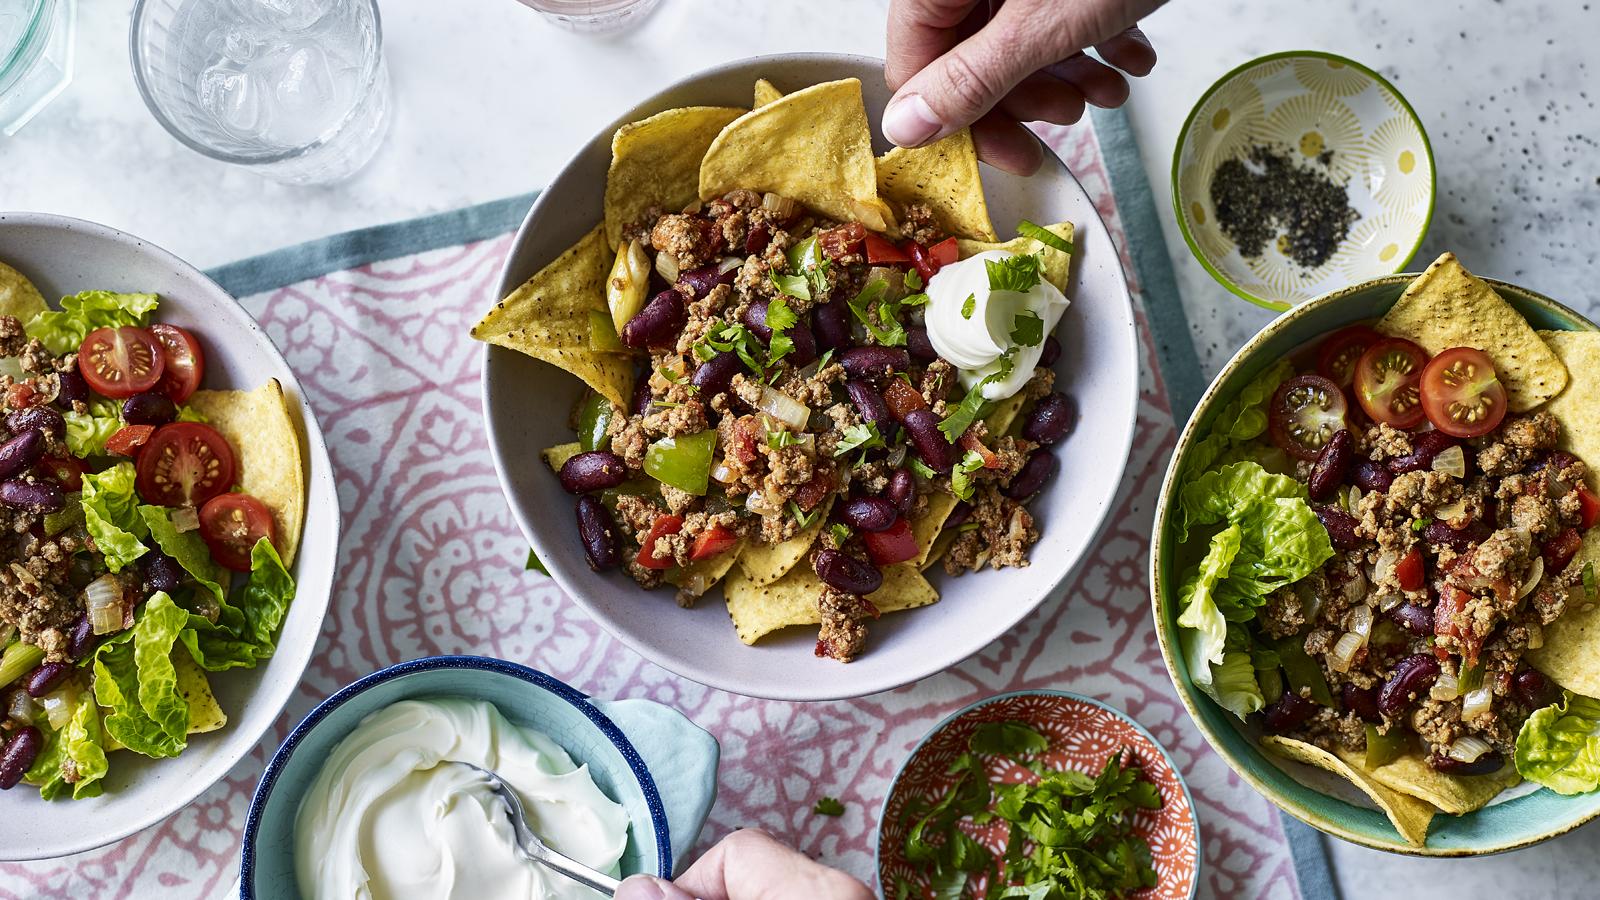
xmin=522 ymin=843 xmax=622 ymax=895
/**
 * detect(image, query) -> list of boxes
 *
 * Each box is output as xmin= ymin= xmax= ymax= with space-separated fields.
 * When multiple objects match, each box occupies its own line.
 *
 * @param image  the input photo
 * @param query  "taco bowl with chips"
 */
xmin=1153 ymin=254 xmax=1600 ymax=854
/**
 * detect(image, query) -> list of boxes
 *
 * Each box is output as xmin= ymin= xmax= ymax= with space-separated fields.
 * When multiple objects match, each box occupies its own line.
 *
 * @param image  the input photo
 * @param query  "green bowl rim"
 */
xmin=1168 ymin=50 xmax=1438 ymax=312
xmin=1148 ymin=273 xmax=1600 ymax=856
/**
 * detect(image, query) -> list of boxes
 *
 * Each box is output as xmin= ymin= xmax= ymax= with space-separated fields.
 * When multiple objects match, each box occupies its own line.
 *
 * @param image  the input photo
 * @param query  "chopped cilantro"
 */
xmin=960 ymin=293 xmax=976 ymax=319
xmin=524 ymin=548 xmax=549 ymax=575
xmin=900 ymin=291 xmax=929 ymax=307
xmin=908 ymin=457 xmax=936 ymax=480
xmin=786 ymin=235 xmax=831 ymax=296
xmin=1010 ymin=310 xmax=1044 ymax=347
xmin=790 ymin=500 xmax=824 ymax=530
xmin=1411 ymin=517 xmax=1431 ymax=533
xmin=903 ymin=267 xmax=923 ymax=291
xmin=765 ymin=296 xmax=799 ymax=366
xmin=656 ymin=366 xmax=697 ymax=390
xmin=1017 ymin=219 xmax=1076 ymax=256
xmin=767 ymin=430 xmax=801 ymax=449
xmin=829 ymin=523 xmax=852 ymax=546
xmin=847 ymin=278 xmax=908 ymax=347
xmin=769 ymin=270 xmax=810 ymax=301
xmin=813 ymin=796 xmax=846 ymax=817
xmin=700 ymin=322 xmax=764 ymax=375
xmin=950 ymin=450 xmax=985 ymax=501
xmin=985 ymin=252 xmax=1044 ymax=293
xmin=969 ymin=721 xmax=1048 ymax=756
xmin=651 ymin=400 xmax=683 ymax=410
xmin=1585 ymin=561 xmax=1597 ymax=598
xmin=835 ymin=421 xmax=886 ymax=458
xmin=937 ymin=353 xmax=1013 ymax=442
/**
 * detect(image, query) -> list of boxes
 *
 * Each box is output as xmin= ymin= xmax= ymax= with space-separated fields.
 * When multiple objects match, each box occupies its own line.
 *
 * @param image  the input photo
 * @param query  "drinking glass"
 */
xmin=130 ymin=0 xmax=390 ymax=185
xmin=515 ymin=0 xmax=661 ymax=33
xmin=0 ymin=0 xmax=75 ymax=136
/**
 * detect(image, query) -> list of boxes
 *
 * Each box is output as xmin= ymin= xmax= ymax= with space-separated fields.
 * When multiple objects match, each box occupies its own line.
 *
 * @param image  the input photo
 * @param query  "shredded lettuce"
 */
xmin=27 ymin=290 xmax=159 ymax=355
xmin=80 ymin=462 xmax=149 ymax=572
xmin=92 ymin=593 xmax=190 ymax=758
xmin=1515 ymin=692 xmax=1600 ymax=794
xmin=1185 ymin=359 xmax=1292 ymax=478
xmin=64 ymin=398 xmax=122 ymax=457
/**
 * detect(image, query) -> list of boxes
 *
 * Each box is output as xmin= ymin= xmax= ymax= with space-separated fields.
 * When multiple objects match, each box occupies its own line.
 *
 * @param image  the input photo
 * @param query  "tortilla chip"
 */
xmin=665 ymin=543 xmax=743 ymax=598
xmin=1538 ymin=331 xmax=1600 ymax=492
xmin=957 ymin=222 xmax=1075 ymax=292
xmin=699 ymin=78 xmax=895 ymax=234
xmin=725 ymin=562 xmax=938 ymax=644
xmin=737 ymin=497 xmax=833 ymax=586
xmin=1377 ymin=253 xmax=1566 ymax=411
xmin=922 ymin=527 xmax=957 ymax=572
xmin=1262 ymin=736 xmax=1435 ymax=847
xmin=105 ymin=646 xmax=225 ymax=752
xmin=753 ymin=78 xmax=783 ymax=107
xmin=1349 ymin=750 xmax=1520 ymax=815
xmin=471 ymin=225 xmax=635 ymax=409
xmin=1529 ymin=529 xmax=1600 ymax=696
xmin=188 ymin=379 xmax=305 ymax=566
xmin=876 ymin=129 xmax=997 ymax=242
xmin=0 ymin=260 xmax=46 ymax=322
xmin=603 ymin=106 xmax=746 ymax=249
xmin=542 ymin=442 xmax=582 ymax=473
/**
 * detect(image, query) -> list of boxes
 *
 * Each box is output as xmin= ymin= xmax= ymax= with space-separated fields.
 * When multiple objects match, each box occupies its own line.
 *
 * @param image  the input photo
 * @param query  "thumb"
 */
xmin=882 ymin=6 xmax=1047 ymax=148
xmin=615 ymin=874 xmax=695 ymax=900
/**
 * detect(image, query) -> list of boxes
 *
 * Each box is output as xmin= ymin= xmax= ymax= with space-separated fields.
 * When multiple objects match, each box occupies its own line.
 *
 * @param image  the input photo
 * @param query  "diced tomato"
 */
xmin=863 ymin=516 xmax=919 ymax=566
xmin=39 ymin=455 xmax=86 ymax=491
xmin=689 ymin=525 xmax=738 ymax=561
xmin=5 ymin=382 xmax=36 ymax=409
xmin=959 ymin=429 xmax=1000 ymax=468
xmin=1395 ymin=547 xmax=1426 ymax=592
xmin=728 ymin=419 xmax=760 ymax=466
xmin=634 ymin=514 xmax=684 ymax=570
xmin=1434 ymin=585 xmax=1481 ymax=667
xmin=928 ymin=237 xmax=959 ymax=269
xmin=793 ymin=471 xmax=835 ymax=512
xmin=817 ymin=223 xmax=867 ymax=261
xmin=864 ymin=233 xmax=911 ymax=265
xmin=104 ymin=424 xmax=156 ymax=457
xmin=883 ymin=378 xmax=927 ymax=422
xmin=1543 ymin=528 xmax=1583 ymax=574
xmin=1578 ymin=485 xmax=1600 ymax=531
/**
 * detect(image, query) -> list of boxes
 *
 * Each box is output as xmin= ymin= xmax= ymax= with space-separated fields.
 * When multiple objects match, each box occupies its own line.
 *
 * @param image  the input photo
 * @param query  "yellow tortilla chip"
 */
xmin=1377 ymin=252 xmax=1567 ymax=411
xmin=725 ymin=562 xmax=938 ymax=644
xmin=957 ymin=222 xmax=1075 ymax=292
xmin=0 ymin=260 xmax=46 ymax=322
xmin=753 ymin=78 xmax=783 ymax=107
xmin=736 ymin=497 xmax=833 ymax=586
xmin=699 ymin=78 xmax=895 ymax=234
xmin=1538 ymin=331 xmax=1600 ymax=492
xmin=1529 ymin=530 xmax=1600 ymax=695
xmin=542 ymin=442 xmax=582 ymax=473
xmin=105 ymin=647 xmax=225 ymax=752
xmin=1262 ymin=736 xmax=1435 ymax=847
xmin=471 ymin=225 xmax=635 ymax=409
xmin=665 ymin=543 xmax=744 ymax=598
xmin=876 ymin=129 xmax=997 ymax=241
xmin=1350 ymin=750 xmax=1520 ymax=815
xmin=910 ymin=394 xmax=1031 ymax=567
xmin=188 ymin=379 xmax=306 ymax=567
xmin=603 ymin=106 xmax=745 ymax=249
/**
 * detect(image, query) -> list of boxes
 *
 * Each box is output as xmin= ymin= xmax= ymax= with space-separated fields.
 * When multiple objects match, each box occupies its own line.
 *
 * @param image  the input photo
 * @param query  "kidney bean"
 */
xmin=906 ymin=327 xmax=938 ymax=361
xmin=1022 ymin=392 xmax=1075 ymax=445
xmin=886 ymin=469 xmax=916 ymax=514
xmin=839 ymin=346 xmax=910 ymax=382
xmin=1039 ymin=335 xmax=1061 ymax=369
xmin=1262 ymin=691 xmax=1318 ymax=734
xmin=786 ymin=321 xmax=818 ymax=366
xmin=1352 ymin=459 xmax=1394 ymax=493
xmin=1424 ymin=519 xmax=1490 ymax=553
xmin=1387 ymin=431 xmax=1459 ymax=474
xmin=53 ymin=369 xmax=88 ymax=409
xmin=144 ymin=551 xmax=184 ymax=594
xmin=1378 ymin=654 xmax=1441 ymax=718
xmin=67 ymin=613 xmax=96 ymax=661
xmin=5 ymin=406 xmax=63 ymax=440
xmin=842 ymin=496 xmax=898 ymax=532
xmin=903 ymin=409 xmax=957 ymax=473
xmin=621 ymin=290 xmax=686 ymax=349
xmin=122 ymin=391 xmax=177 ymax=426
xmin=1005 ymin=449 xmax=1058 ymax=500
xmin=1340 ymin=683 xmax=1383 ymax=722
xmin=945 ymin=501 xmax=972 ymax=530
xmin=1428 ymin=750 xmax=1504 ymax=776
xmin=845 ymin=380 xmax=895 ymax=434
xmin=677 ymin=264 xmax=736 ymax=300
xmin=0 ymin=726 xmax=41 ymax=789
xmin=559 ymin=451 xmax=628 ymax=494
xmin=1527 ymin=450 xmax=1580 ymax=476
xmin=1314 ymin=505 xmax=1363 ymax=550
xmin=0 ymin=429 xmax=43 ymax=482
xmin=630 ymin=375 xmax=652 ymax=416
xmin=813 ymin=548 xmax=883 ymax=595
xmin=1308 ymin=429 xmax=1353 ymax=501
xmin=745 ymin=222 xmax=771 ymax=254
xmin=0 ymin=478 xmax=61 ymax=513
xmin=24 ymin=662 xmax=70 ymax=699
xmin=1387 ymin=601 xmax=1434 ymax=636
xmin=1514 ymin=668 xmax=1558 ymax=709
xmin=812 ymin=301 xmax=852 ymax=353
xmin=575 ymin=496 xmax=619 ymax=571
xmin=691 ymin=351 xmax=741 ymax=397
xmin=741 ymin=299 xmax=774 ymax=342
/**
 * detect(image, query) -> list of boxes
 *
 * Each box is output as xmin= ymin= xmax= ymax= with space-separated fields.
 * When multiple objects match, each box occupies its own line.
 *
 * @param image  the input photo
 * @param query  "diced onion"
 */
xmin=172 ymin=506 xmax=200 ymax=533
xmin=1462 ymin=686 xmax=1494 ymax=722
xmin=84 ymin=574 xmax=125 ymax=636
xmin=654 ymin=250 xmax=680 ymax=284
xmin=1348 ymin=604 xmax=1374 ymax=641
xmin=1432 ymin=445 xmax=1467 ymax=478
xmin=6 ymin=688 xmax=37 ymax=724
xmin=710 ymin=462 xmax=736 ymax=484
xmin=1528 ymin=622 xmax=1544 ymax=650
xmin=1373 ymin=549 xmax=1399 ymax=586
xmin=1330 ymin=632 xmax=1364 ymax=673
xmin=745 ymin=490 xmax=780 ymax=517
xmin=38 ymin=684 xmax=77 ymax=731
xmin=1345 ymin=485 xmax=1364 ymax=516
xmin=1377 ymin=592 xmax=1403 ymax=612
xmin=1517 ymin=556 xmax=1545 ymax=599
xmin=717 ymin=256 xmax=744 ymax=277
xmin=1431 ymin=672 xmax=1461 ymax=701
xmin=761 ymin=192 xmax=798 ymax=220
xmin=1433 ymin=498 xmax=1469 ymax=527
xmin=756 ymin=385 xmax=810 ymax=431
xmin=1448 ymin=734 xmax=1493 ymax=763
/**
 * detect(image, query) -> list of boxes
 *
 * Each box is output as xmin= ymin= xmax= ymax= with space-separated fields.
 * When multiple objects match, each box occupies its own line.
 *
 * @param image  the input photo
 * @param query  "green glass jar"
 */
xmin=0 ymin=0 xmax=74 ymax=137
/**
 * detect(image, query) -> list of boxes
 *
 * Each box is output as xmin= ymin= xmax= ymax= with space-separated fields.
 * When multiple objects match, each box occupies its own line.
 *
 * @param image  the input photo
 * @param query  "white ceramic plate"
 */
xmin=0 ymin=214 xmax=340 ymax=860
xmin=482 ymin=54 xmax=1139 ymax=701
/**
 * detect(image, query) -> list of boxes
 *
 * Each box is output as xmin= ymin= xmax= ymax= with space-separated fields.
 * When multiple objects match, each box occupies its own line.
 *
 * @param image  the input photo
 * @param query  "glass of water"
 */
xmin=516 ymin=0 xmax=661 ymax=33
xmin=130 ymin=0 xmax=390 ymax=185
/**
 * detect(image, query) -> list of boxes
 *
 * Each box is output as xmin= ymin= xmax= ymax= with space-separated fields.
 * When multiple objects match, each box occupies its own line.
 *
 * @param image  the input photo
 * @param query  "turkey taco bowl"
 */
xmin=1152 ymin=253 xmax=1600 ymax=855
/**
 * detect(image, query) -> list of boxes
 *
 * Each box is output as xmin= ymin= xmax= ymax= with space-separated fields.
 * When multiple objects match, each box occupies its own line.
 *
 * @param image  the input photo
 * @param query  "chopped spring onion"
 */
xmin=756 ymin=384 xmax=810 ymax=431
xmin=1330 ymin=632 xmax=1364 ymax=673
xmin=1517 ymin=555 xmax=1546 ymax=599
xmin=85 ymin=573 xmax=125 ymax=635
xmin=5 ymin=687 xmax=37 ymax=724
xmin=761 ymin=192 xmax=799 ymax=220
xmin=1432 ymin=672 xmax=1461 ymax=701
xmin=0 ymin=642 xmax=44 ymax=690
xmin=1458 ymin=663 xmax=1484 ymax=694
xmin=38 ymin=683 xmax=78 ymax=731
xmin=1447 ymin=734 xmax=1494 ymax=763
xmin=1017 ymin=219 xmax=1075 ymax=256
xmin=1462 ymin=685 xmax=1494 ymax=722
xmin=1431 ymin=444 xmax=1467 ymax=478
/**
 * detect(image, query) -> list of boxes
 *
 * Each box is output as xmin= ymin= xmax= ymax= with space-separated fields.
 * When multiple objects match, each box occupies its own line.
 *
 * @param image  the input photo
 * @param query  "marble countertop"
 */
xmin=4 ymin=0 xmax=1599 ymax=897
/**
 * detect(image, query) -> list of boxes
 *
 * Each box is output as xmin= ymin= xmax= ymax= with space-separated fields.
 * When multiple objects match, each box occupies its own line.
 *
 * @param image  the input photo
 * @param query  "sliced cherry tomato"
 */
xmin=198 ymin=492 xmax=277 ymax=572
xmin=689 ymin=525 xmax=739 ymax=561
xmin=928 ymin=237 xmax=959 ymax=269
xmin=959 ymin=429 xmax=1001 ymax=468
xmin=104 ymin=424 xmax=156 ymax=457
xmin=39 ymin=455 xmax=85 ymax=491
xmin=1578 ymin=485 xmax=1600 ymax=531
xmin=862 ymin=516 xmax=918 ymax=566
xmin=634 ymin=514 xmax=684 ymax=570
xmin=1353 ymin=338 xmax=1429 ymax=428
xmin=882 ymin=378 xmax=928 ymax=422
xmin=1420 ymin=347 xmax=1507 ymax=438
xmin=78 ymin=326 xmax=165 ymax=399
xmin=1543 ymin=528 xmax=1583 ymax=574
xmin=1314 ymin=325 xmax=1381 ymax=388
xmin=148 ymin=323 xmax=205 ymax=404
xmin=1395 ymin=547 xmax=1425 ymax=592
xmin=864 ymin=232 xmax=911 ymax=265
xmin=1267 ymin=374 xmax=1349 ymax=461
xmin=135 ymin=422 xmax=236 ymax=507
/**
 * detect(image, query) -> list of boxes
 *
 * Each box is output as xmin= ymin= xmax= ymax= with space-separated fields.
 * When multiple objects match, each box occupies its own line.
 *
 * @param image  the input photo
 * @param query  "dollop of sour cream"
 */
xmin=924 ymin=250 xmax=1070 ymax=400
xmin=295 ymin=698 xmax=630 ymax=900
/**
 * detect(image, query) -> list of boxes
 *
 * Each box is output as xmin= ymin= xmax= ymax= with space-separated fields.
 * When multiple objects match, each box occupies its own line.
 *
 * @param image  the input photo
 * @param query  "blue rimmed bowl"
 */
xmin=240 ymin=656 xmax=720 ymax=896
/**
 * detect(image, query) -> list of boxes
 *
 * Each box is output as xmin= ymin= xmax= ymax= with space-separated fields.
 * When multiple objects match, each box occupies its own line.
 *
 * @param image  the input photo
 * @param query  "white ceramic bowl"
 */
xmin=481 ymin=54 xmax=1139 ymax=700
xmin=0 ymin=213 xmax=339 ymax=860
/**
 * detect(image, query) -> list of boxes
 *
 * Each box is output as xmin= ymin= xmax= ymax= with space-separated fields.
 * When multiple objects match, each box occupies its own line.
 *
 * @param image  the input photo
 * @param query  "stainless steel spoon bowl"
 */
xmin=453 ymin=761 xmax=621 ymax=896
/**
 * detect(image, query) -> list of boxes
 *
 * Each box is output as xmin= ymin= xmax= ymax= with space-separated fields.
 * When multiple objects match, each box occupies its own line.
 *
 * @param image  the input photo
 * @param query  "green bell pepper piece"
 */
xmin=1365 ymin=724 xmax=1407 ymax=768
xmin=577 ymin=393 xmax=614 ymax=452
xmin=1275 ymin=635 xmax=1334 ymax=707
xmin=643 ymin=430 xmax=716 ymax=496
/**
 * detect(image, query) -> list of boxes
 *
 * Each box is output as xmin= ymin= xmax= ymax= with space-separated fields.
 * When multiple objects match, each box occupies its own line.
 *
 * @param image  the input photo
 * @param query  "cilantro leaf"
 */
xmin=769 ymin=271 xmax=810 ymax=301
xmin=524 ymin=548 xmax=549 ymax=575
xmin=909 ymin=457 xmax=936 ymax=480
xmin=1010 ymin=310 xmax=1044 ymax=347
xmin=903 ymin=267 xmax=923 ymax=291
xmin=1017 ymin=219 xmax=1075 ymax=256
xmin=829 ymin=523 xmax=852 ymax=546
xmin=813 ymin=796 xmax=846 ymax=817
xmin=969 ymin=721 xmax=1048 ymax=757
xmin=950 ymin=450 xmax=985 ymax=501
xmin=834 ymin=422 xmax=886 ymax=458
xmin=938 ymin=352 xmax=1015 ymax=442
xmin=766 ymin=296 xmax=798 ymax=333
xmin=768 ymin=430 xmax=801 ymax=449
xmin=985 ymin=253 xmax=1043 ymax=293
xmin=656 ymin=366 xmax=697 ymax=390
xmin=960 ymin=293 xmax=976 ymax=319
xmin=847 ymin=278 xmax=907 ymax=347
xmin=790 ymin=500 xmax=824 ymax=530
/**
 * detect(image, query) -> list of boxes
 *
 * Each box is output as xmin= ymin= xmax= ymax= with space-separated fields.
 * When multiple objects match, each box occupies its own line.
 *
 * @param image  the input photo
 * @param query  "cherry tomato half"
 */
xmin=689 ymin=525 xmax=739 ymax=561
xmin=1315 ymin=325 xmax=1381 ymax=388
xmin=198 ymin=492 xmax=277 ymax=572
xmin=863 ymin=516 xmax=918 ymax=566
xmin=1419 ymin=347 xmax=1507 ymax=438
xmin=39 ymin=455 xmax=85 ymax=491
xmin=135 ymin=422 xmax=236 ymax=507
xmin=148 ymin=323 xmax=205 ymax=404
xmin=78 ymin=326 xmax=165 ymax=399
xmin=1354 ymin=338 xmax=1429 ymax=429
xmin=863 ymin=232 xmax=911 ymax=265
xmin=634 ymin=514 xmax=683 ymax=570
xmin=1267 ymin=374 xmax=1349 ymax=461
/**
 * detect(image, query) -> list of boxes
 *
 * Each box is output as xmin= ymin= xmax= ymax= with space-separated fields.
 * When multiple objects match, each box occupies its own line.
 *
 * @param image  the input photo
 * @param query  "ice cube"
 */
xmin=244 ymin=0 xmax=336 ymax=31
xmin=198 ymin=63 xmax=269 ymax=138
xmin=273 ymin=44 xmax=335 ymax=113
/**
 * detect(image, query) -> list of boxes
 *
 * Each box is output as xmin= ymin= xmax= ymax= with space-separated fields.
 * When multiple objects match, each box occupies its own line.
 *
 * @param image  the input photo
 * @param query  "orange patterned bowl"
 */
xmin=876 ymin=691 xmax=1200 ymax=899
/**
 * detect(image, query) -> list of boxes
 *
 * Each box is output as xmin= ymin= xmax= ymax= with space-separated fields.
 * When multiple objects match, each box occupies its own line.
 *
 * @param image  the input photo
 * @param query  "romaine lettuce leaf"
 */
xmin=1515 ymin=692 xmax=1600 ymax=794
xmin=27 ymin=290 xmax=159 ymax=355
xmin=1188 ymin=628 xmax=1265 ymax=720
xmin=80 ymin=462 xmax=149 ymax=572
xmin=92 ymin=593 xmax=189 ymax=758
xmin=64 ymin=398 xmax=122 ymax=456
xmin=25 ymin=692 xmax=110 ymax=800
xmin=178 ymin=537 xmax=294 ymax=671
xmin=1185 ymin=359 xmax=1291 ymax=478
xmin=140 ymin=505 xmax=226 ymax=609
xmin=1180 ymin=461 xmax=1309 ymax=536
xmin=1177 ymin=524 xmax=1240 ymax=673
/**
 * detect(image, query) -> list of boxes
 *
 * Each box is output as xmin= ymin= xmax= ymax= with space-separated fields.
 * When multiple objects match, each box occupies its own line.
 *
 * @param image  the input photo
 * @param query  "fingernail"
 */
xmin=883 ymin=93 xmax=943 ymax=147
xmin=615 ymin=875 xmax=694 ymax=900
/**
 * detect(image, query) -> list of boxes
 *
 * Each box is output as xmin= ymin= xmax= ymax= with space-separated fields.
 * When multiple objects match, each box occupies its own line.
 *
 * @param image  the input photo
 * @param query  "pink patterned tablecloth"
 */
xmin=0 ymin=123 xmax=1305 ymax=900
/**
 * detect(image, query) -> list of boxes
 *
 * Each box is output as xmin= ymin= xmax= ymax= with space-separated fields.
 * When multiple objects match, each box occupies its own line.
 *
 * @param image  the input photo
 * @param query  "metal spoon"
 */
xmin=451 ymin=761 xmax=620 ymax=896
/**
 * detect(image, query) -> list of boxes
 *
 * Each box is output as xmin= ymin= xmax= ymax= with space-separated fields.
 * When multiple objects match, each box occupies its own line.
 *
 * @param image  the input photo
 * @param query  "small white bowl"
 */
xmin=0 ymin=213 xmax=340 ymax=861
xmin=481 ymin=54 xmax=1141 ymax=701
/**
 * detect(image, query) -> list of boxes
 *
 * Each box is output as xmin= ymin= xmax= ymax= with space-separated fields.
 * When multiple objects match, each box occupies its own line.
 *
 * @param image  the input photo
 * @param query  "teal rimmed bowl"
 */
xmin=1150 ymin=274 xmax=1600 ymax=855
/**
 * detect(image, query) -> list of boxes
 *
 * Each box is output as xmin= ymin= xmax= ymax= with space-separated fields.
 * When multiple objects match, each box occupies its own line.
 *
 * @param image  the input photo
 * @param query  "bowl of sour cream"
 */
xmin=240 ymin=656 xmax=720 ymax=899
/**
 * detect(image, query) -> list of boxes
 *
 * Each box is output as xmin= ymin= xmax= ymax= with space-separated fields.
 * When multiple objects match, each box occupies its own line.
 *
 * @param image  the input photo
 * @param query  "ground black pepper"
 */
xmin=1210 ymin=144 xmax=1358 ymax=269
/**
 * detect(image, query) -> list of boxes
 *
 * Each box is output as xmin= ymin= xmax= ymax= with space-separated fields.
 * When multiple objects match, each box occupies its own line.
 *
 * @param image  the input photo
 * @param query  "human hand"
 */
xmin=613 ymin=829 xmax=873 ymax=900
xmin=883 ymin=0 xmax=1166 ymax=175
